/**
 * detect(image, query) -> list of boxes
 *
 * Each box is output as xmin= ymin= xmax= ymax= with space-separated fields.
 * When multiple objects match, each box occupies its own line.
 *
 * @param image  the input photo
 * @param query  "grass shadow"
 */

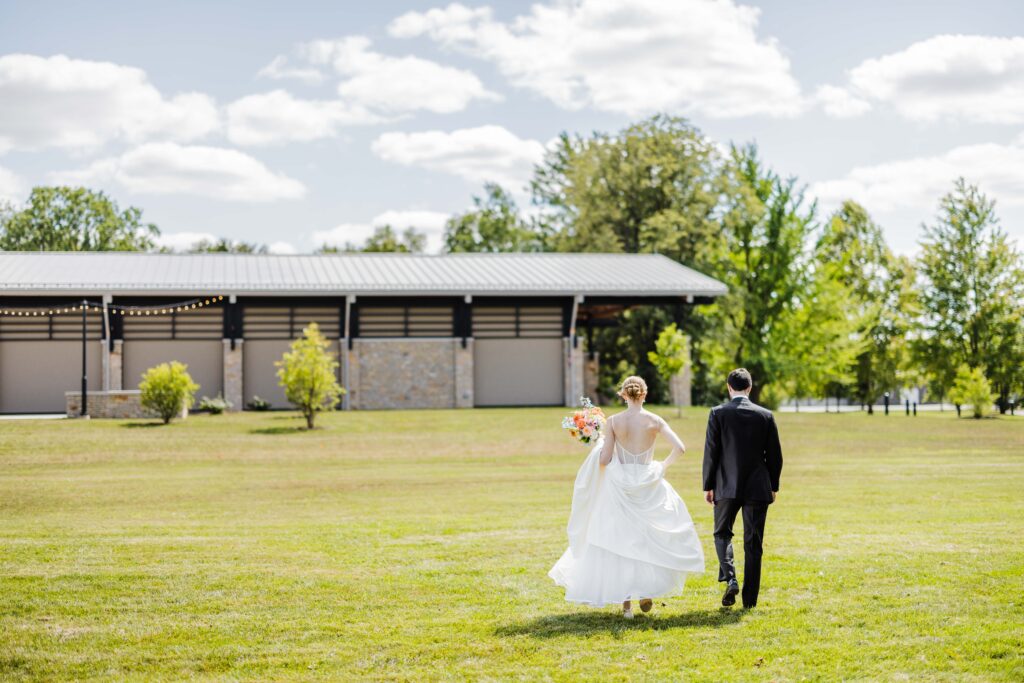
xmin=249 ymin=425 xmax=309 ymax=435
xmin=495 ymin=608 xmax=745 ymax=639
xmin=120 ymin=421 xmax=165 ymax=428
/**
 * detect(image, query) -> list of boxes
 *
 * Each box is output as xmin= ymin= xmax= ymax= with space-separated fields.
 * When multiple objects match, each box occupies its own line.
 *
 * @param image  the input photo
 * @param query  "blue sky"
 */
xmin=1 ymin=0 xmax=1022 ymax=254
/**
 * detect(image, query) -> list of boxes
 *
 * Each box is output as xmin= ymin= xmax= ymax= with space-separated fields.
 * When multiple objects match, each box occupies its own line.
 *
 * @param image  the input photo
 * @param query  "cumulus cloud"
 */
xmin=815 ymin=85 xmax=872 ymax=118
xmin=257 ymin=55 xmax=326 ymax=85
xmin=811 ymin=138 xmax=1024 ymax=215
xmin=226 ymin=89 xmax=382 ymax=146
xmin=0 ymin=53 xmax=219 ymax=153
xmin=388 ymin=0 xmax=804 ymax=118
xmin=52 ymin=142 xmax=306 ymax=202
xmin=267 ymin=240 xmax=298 ymax=254
xmin=258 ymin=36 xmax=499 ymax=116
xmin=371 ymin=125 xmax=545 ymax=190
xmin=312 ymin=209 xmax=451 ymax=253
xmin=820 ymin=35 xmax=1024 ymax=123
xmin=0 ymin=165 xmax=23 ymax=204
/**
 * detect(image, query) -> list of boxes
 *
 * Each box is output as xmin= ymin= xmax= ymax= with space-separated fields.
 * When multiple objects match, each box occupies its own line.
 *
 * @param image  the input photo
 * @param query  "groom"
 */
xmin=702 ymin=368 xmax=783 ymax=609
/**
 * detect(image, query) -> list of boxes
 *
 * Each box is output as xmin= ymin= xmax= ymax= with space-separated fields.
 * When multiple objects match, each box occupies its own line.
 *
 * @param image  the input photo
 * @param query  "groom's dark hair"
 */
xmin=727 ymin=368 xmax=752 ymax=391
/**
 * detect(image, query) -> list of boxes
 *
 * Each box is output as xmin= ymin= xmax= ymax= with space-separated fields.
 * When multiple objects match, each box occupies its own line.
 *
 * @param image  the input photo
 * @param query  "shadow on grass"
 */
xmin=120 ymin=421 xmax=165 ymax=428
xmin=249 ymin=425 xmax=308 ymax=435
xmin=496 ymin=608 xmax=744 ymax=638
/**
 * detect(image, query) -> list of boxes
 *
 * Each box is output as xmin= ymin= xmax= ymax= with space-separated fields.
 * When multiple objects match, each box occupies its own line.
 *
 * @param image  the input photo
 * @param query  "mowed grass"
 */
xmin=0 ymin=407 xmax=1022 ymax=682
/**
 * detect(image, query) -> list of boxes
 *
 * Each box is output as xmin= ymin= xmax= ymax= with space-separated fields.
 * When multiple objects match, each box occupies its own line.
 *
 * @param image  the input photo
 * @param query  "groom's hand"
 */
xmin=704 ymin=490 xmax=714 ymax=505
xmin=772 ymin=491 xmax=778 ymax=503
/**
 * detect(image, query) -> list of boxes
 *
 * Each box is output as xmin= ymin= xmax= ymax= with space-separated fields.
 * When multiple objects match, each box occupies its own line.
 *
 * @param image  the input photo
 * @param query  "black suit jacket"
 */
xmin=702 ymin=396 xmax=783 ymax=504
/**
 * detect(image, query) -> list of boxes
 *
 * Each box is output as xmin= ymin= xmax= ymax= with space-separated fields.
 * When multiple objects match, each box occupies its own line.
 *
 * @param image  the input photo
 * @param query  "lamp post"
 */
xmin=883 ymin=392 xmax=890 ymax=416
xmin=1011 ymin=399 xmax=1016 ymax=417
xmin=80 ymin=299 xmax=88 ymax=418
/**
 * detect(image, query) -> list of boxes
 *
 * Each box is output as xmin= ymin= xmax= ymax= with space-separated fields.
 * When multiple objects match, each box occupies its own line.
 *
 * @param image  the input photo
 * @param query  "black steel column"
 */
xmin=80 ymin=299 xmax=88 ymax=417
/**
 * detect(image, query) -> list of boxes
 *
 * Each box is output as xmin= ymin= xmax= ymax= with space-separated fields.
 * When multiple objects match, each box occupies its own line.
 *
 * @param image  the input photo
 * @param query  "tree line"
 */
xmin=2 ymin=115 xmax=1021 ymax=411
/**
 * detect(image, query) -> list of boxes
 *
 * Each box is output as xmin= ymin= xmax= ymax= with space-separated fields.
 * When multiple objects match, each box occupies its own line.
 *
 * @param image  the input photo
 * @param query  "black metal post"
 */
xmin=80 ymin=299 xmax=88 ymax=417
xmin=884 ymin=392 xmax=890 ymax=416
xmin=913 ymin=402 xmax=917 ymax=416
xmin=1010 ymin=400 xmax=1015 ymax=416
xmin=905 ymin=399 xmax=910 ymax=416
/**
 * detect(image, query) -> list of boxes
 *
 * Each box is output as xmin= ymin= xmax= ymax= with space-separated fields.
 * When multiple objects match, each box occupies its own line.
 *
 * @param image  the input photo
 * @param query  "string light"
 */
xmin=0 ymin=295 xmax=228 ymax=317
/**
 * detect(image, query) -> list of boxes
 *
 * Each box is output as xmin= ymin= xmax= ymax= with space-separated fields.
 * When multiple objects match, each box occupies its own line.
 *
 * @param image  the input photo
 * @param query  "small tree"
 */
xmin=276 ymin=322 xmax=345 ymax=429
xmin=647 ymin=324 xmax=690 ymax=417
xmin=139 ymin=361 xmax=199 ymax=424
xmin=948 ymin=365 xmax=996 ymax=419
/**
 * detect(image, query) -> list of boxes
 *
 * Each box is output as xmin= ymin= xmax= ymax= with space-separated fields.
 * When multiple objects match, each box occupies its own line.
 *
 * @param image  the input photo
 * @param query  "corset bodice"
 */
xmin=614 ymin=441 xmax=654 ymax=465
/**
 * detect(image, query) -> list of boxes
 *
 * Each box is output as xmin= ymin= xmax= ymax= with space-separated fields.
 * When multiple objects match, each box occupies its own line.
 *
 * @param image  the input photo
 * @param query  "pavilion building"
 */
xmin=0 ymin=252 xmax=727 ymax=414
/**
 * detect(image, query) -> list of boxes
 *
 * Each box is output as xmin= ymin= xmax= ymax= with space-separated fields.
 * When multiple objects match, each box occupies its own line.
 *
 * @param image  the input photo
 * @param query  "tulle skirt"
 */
xmin=548 ymin=543 xmax=688 ymax=607
xmin=548 ymin=450 xmax=704 ymax=607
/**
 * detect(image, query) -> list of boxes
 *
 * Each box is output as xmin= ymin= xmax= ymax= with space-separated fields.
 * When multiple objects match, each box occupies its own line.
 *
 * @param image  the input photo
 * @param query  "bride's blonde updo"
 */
xmin=617 ymin=375 xmax=648 ymax=402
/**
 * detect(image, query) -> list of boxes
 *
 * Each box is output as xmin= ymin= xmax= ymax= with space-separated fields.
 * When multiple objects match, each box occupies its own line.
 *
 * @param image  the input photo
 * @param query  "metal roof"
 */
xmin=0 ymin=251 xmax=728 ymax=298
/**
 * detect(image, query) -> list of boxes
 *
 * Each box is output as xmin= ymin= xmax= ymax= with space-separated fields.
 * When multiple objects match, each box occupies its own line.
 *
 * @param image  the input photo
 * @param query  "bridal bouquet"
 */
xmin=561 ymin=396 xmax=606 ymax=445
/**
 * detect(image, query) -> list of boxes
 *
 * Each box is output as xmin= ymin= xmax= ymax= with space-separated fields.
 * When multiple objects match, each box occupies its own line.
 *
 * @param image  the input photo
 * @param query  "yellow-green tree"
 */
xmin=647 ymin=324 xmax=690 ymax=416
xmin=276 ymin=322 xmax=345 ymax=429
xmin=948 ymin=365 xmax=996 ymax=419
xmin=139 ymin=361 xmax=199 ymax=424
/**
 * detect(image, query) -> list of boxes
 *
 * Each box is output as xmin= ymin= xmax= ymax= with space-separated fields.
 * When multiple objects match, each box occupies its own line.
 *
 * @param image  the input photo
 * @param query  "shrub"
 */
xmin=246 ymin=395 xmax=271 ymax=411
xmin=198 ymin=395 xmax=231 ymax=415
xmin=276 ymin=322 xmax=345 ymax=429
xmin=139 ymin=361 xmax=199 ymax=424
xmin=948 ymin=365 xmax=996 ymax=419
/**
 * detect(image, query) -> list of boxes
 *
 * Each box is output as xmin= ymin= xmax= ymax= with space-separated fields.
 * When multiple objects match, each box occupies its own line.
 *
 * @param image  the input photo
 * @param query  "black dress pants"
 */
xmin=713 ymin=498 xmax=768 ymax=606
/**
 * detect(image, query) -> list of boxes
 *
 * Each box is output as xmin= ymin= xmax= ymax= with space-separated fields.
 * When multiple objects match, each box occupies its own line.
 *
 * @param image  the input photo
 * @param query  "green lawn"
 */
xmin=1 ymin=407 xmax=1022 ymax=681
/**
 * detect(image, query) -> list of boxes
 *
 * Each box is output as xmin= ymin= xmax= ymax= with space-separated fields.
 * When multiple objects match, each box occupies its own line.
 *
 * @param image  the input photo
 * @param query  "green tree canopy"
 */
xmin=915 ymin=179 xmax=1024 ymax=411
xmin=702 ymin=144 xmax=821 ymax=404
xmin=443 ymin=184 xmax=543 ymax=253
xmin=0 ymin=186 xmax=159 ymax=251
xmin=816 ymin=201 xmax=918 ymax=411
xmin=532 ymin=114 xmax=723 ymax=270
xmin=186 ymin=238 xmax=268 ymax=253
xmin=317 ymin=225 xmax=427 ymax=254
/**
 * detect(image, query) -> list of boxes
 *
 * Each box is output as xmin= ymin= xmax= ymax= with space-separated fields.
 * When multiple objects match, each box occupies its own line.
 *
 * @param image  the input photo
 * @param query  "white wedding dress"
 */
xmin=548 ymin=436 xmax=704 ymax=606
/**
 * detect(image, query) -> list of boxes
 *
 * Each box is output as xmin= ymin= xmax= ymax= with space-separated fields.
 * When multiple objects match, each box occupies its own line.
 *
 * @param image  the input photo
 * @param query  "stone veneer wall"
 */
xmin=109 ymin=340 xmax=124 ymax=391
xmin=563 ymin=337 xmax=585 ymax=407
xmin=669 ymin=365 xmax=693 ymax=408
xmin=584 ymin=351 xmax=600 ymax=403
xmin=66 ymin=390 xmax=149 ymax=418
xmin=223 ymin=339 xmax=243 ymax=411
xmin=454 ymin=338 xmax=474 ymax=408
xmin=347 ymin=338 xmax=461 ymax=410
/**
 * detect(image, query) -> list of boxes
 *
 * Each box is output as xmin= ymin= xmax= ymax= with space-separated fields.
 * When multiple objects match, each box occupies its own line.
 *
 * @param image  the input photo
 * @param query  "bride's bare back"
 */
xmin=599 ymin=406 xmax=686 ymax=467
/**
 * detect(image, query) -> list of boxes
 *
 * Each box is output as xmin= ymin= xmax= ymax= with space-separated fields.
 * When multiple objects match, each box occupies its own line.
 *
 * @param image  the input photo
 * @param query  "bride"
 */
xmin=549 ymin=376 xmax=704 ymax=618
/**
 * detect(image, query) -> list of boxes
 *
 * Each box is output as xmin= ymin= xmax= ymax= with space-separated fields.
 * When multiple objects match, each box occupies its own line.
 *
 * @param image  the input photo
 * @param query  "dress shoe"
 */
xmin=722 ymin=582 xmax=739 ymax=606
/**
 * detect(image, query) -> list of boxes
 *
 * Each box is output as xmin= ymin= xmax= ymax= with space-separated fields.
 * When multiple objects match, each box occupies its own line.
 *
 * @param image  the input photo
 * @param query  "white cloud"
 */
xmin=52 ymin=142 xmax=306 ymax=202
xmin=154 ymin=231 xmax=219 ymax=251
xmin=0 ymin=165 xmax=24 ymax=204
xmin=312 ymin=209 xmax=451 ymax=253
xmin=815 ymin=85 xmax=872 ymax=118
xmin=371 ymin=125 xmax=545 ymax=190
xmin=811 ymin=139 xmax=1024 ymax=215
xmin=822 ymin=35 xmax=1024 ymax=123
xmin=0 ymin=53 xmax=219 ymax=153
xmin=257 ymin=55 xmax=325 ymax=85
xmin=226 ymin=89 xmax=382 ymax=146
xmin=260 ymin=36 xmax=499 ymax=116
xmin=388 ymin=0 xmax=804 ymax=118
xmin=267 ymin=240 xmax=298 ymax=254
